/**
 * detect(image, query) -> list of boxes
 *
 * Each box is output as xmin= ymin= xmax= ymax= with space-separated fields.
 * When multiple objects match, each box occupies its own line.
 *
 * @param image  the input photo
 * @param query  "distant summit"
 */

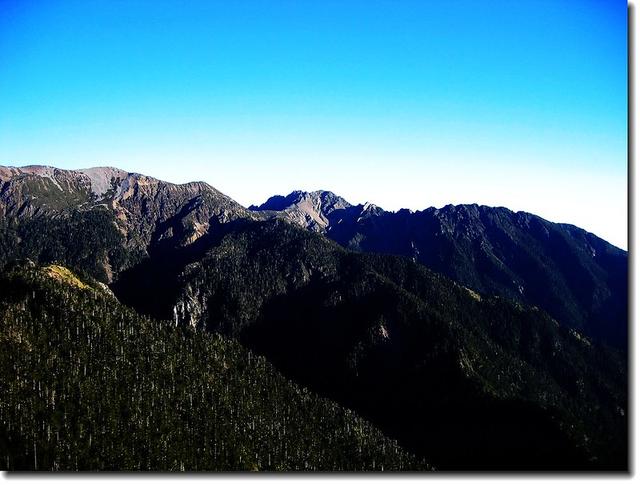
xmin=250 ymin=190 xmax=355 ymax=232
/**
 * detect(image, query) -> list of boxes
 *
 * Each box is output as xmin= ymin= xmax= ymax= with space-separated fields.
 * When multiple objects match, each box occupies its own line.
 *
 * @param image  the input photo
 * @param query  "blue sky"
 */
xmin=0 ymin=0 xmax=628 ymax=248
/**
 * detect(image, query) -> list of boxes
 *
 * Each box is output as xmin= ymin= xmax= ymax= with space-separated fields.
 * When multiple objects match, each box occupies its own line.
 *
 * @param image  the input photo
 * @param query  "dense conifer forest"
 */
xmin=0 ymin=265 xmax=427 ymax=471
xmin=0 ymin=209 xmax=139 ymax=283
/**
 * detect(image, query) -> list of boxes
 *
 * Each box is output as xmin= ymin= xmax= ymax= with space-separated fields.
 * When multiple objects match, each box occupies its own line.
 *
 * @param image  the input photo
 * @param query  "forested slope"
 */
xmin=0 ymin=265 xmax=427 ymax=471
xmin=115 ymin=220 xmax=627 ymax=470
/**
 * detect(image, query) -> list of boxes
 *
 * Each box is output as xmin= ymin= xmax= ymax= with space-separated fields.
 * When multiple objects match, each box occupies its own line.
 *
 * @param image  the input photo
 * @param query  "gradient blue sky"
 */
xmin=0 ymin=0 xmax=628 ymax=248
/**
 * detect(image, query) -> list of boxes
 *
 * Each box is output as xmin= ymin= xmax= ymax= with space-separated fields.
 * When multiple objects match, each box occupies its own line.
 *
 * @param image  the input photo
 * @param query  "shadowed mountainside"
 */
xmin=113 ymin=219 xmax=627 ymax=471
xmin=0 ymin=264 xmax=427 ymax=471
xmin=251 ymin=191 xmax=628 ymax=349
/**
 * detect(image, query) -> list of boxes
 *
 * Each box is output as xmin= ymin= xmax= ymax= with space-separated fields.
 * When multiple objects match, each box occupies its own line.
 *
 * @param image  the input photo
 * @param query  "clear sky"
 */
xmin=0 ymin=0 xmax=628 ymax=248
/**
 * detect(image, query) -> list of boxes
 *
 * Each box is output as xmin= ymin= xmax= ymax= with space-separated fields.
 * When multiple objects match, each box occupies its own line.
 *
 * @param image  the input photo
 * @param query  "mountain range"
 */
xmin=0 ymin=165 xmax=629 ymax=471
xmin=250 ymin=189 xmax=627 ymax=350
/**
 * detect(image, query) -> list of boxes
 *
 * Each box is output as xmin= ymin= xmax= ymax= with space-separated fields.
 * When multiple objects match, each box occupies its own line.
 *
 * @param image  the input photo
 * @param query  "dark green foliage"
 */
xmin=116 ymin=220 xmax=626 ymax=470
xmin=323 ymin=204 xmax=628 ymax=349
xmin=0 ymin=267 xmax=426 ymax=471
xmin=0 ymin=208 xmax=141 ymax=283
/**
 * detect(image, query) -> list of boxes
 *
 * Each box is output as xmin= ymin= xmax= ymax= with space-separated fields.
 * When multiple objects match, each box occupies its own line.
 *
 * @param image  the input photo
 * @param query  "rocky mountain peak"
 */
xmin=251 ymin=190 xmax=351 ymax=212
xmin=250 ymin=189 xmax=353 ymax=232
xmin=77 ymin=166 xmax=131 ymax=197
